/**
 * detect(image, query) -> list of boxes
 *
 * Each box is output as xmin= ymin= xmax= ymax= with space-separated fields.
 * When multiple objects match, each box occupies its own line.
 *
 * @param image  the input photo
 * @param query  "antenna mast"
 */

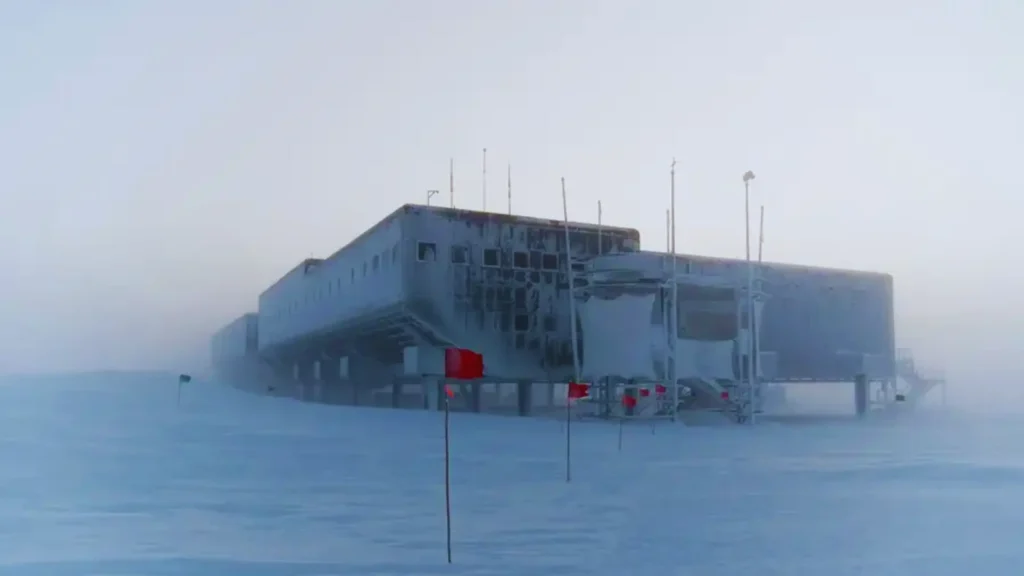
xmin=758 ymin=205 xmax=765 ymax=263
xmin=507 ymin=163 xmax=512 ymax=215
xmin=670 ymin=158 xmax=679 ymax=422
xmin=449 ymin=158 xmax=455 ymax=208
xmin=482 ymin=148 xmax=488 ymax=211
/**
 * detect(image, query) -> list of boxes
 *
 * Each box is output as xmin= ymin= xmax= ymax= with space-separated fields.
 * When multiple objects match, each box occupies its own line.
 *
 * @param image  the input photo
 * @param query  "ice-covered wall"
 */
xmin=402 ymin=206 xmax=640 ymax=380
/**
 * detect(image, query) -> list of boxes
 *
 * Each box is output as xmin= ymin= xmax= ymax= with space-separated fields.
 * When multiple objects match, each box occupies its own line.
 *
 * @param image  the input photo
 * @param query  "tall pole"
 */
xmin=743 ymin=170 xmax=756 ymax=424
xmin=507 ymin=163 xmax=512 ymax=215
xmin=597 ymin=201 xmax=603 ymax=255
xmin=482 ymin=148 xmax=488 ymax=211
xmin=758 ymin=205 xmax=765 ymax=263
xmin=443 ymin=389 xmax=452 ymax=563
xmin=562 ymin=178 xmax=581 ymax=384
xmin=664 ymin=208 xmax=670 ymax=403
xmin=427 ymin=189 xmax=439 ymax=206
xmin=755 ymin=204 xmax=764 ymax=400
xmin=665 ymin=209 xmax=670 ymax=252
xmin=670 ymin=159 xmax=679 ymax=422
xmin=561 ymin=177 xmax=581 ymax=483
xmin=449 ymin=158 xmax=455 ymax=208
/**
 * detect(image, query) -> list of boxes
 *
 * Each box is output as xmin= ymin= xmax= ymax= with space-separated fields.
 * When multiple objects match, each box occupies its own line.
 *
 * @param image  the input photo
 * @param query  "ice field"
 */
xmin=1 ymin=373 xmax=1021 ymax=575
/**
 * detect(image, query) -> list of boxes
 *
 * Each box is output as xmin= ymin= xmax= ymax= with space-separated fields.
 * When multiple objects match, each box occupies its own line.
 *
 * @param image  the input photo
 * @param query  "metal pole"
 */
xmin=449 ymin=158 xmax=455 ymax=208
xmin=597 ymin=201 xmax=603 ymax=255
xmin=443 ymin=390 xmax=452 ymax=563
xmin=507 ymin=163 xmax=512 ymax=215
xmin=561 ymin=177 xmax=581 ymax=483
xmin=663 ymin=209 xmax=670 ymax=410
xmin=562 ymin=178 xmax=582 ymax=383
xmin=670 ymin=159 xmax=679 ymax=422
xmin=743 ymin=171 xmax=756 ymax=424
xmin=427 ymin=189 xmax=439 ymax=206
xmin=482 ymin=148 xmax=488 ymax=211
xmin=758 ymin=205 xmax=765 ymax=263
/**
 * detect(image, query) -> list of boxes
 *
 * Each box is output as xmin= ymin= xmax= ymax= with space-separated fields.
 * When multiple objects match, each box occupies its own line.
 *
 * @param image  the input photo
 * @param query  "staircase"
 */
xmin=895 ymin=348 xmax=944 ymax=407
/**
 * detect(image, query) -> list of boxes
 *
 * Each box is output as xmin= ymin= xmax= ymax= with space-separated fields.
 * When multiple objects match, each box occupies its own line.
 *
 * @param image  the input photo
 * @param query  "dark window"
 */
xmin=483 ymin=248 xmax=500 ymax=267
xmin=515 ymin=314 xmax=529 ymax=332
xmin=529 ymin=250 xmax=542 ymax=270
xmin=351 ymin=269 xmax=355 ymax=283
xmin=363 ymin=262 xmax=368 ymax=276
xmin=392 ymin=244 xmax=399 ymax=263
xmin=372 ymin=255 xmax=380 ymax=271
xmin=542 ymin=253 xmax=558 ymax=270
xmin=417 ymin=242 xmax=437 ymax=262
xmin=514 ymin=287 xmax=526 ymax=309
xmin=451 ymin=245 xmax=468 ymax=264
xmin=513 ymin=251 xmax=529 ymax=269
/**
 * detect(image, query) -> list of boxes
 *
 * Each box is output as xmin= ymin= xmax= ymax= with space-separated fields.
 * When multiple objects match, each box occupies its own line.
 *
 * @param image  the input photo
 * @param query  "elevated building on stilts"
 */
xmin=210 ymin=203 xmax=926 ymax=422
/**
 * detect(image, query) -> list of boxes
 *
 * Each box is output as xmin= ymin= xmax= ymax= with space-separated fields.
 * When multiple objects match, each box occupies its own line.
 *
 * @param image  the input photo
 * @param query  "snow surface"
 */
xmin=1 ymin=375 xmax=1022 ymax=575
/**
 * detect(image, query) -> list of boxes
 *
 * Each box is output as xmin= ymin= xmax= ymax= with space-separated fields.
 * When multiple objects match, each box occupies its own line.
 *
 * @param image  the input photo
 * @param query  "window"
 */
xmin=514 ymin=287 xmax=526 ymax=309
xmin=363 ymin=262 xmax=368 ymax=277
xmin=483 ymin=248 xmax=500 ymax=267
xmin=372 ymin=254 xmax=380 ymax=271
xmin=513 ymin=251 xmax=529 ymax=269
xmin=529 ymin=250 xmax=542 ymax=270
xmin=542 ymin=253 xmax=558 ymax=270
xmin=351 ymin=269 xmax=355 ymax=283
xmin=392 ymin=244 xmax=399 ymax=263
xmin=514 ymin=314 xmax=530 ymax=332
xmin=451 ymin=245 xmax=468 ymax=265
xmin=417 ymin=241 xmax=437 ymax=262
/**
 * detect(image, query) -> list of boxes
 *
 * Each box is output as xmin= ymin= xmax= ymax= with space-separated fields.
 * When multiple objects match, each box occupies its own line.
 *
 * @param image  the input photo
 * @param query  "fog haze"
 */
xmin=1 ymin=0 xmax=1020 ymax=403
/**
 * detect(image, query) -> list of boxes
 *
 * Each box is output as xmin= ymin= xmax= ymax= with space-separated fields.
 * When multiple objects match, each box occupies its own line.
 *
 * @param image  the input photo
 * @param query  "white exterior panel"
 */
xmin=580 ymin=294 xmax=658 ymax=381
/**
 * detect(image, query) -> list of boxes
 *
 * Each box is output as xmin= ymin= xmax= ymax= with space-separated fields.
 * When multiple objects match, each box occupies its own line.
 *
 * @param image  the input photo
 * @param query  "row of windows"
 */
xmin=263 ymin=241 xmax=573 ymax=327
xmin=416 ymin=242 xmax=562 ymax=271
xmin=264 ymin=243 xmax=402 ymax=323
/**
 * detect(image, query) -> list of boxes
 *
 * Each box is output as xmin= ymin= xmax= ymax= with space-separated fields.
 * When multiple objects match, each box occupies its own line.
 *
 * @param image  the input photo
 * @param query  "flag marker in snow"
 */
xmin=619 ymin=394 xmax=637 ymax=451
xmin=441 ymin=347 xmax=485 ymax=564
xmin=177 ymin=373 xmax=192 ymax=407
xmin=565 ymin=382 xmax=590 ymax=482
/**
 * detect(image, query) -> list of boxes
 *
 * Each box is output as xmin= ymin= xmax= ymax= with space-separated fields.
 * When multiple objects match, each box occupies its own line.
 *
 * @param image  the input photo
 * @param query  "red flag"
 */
xmin=445 ymin=385 xmax=456 ymax=398
xmin=655 ymin=384 xmax=667 ymax=395
xmin=720 ymin=391 xmax=730 ymax=400
xmin=621 ymin=395 xmax=637 ymax=408
xmin=639 ymin=388 xmax=650 ymax=397
xmin=567 ymin=382 xmax=590 ymax=399
xmin=444 ymin=348 xmax=484 ymax=380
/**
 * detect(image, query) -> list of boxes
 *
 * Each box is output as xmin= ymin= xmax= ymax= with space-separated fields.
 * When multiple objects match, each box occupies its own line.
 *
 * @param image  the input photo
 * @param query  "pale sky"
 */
xmin=1 ymin=0 xmax=1021 ymax=391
